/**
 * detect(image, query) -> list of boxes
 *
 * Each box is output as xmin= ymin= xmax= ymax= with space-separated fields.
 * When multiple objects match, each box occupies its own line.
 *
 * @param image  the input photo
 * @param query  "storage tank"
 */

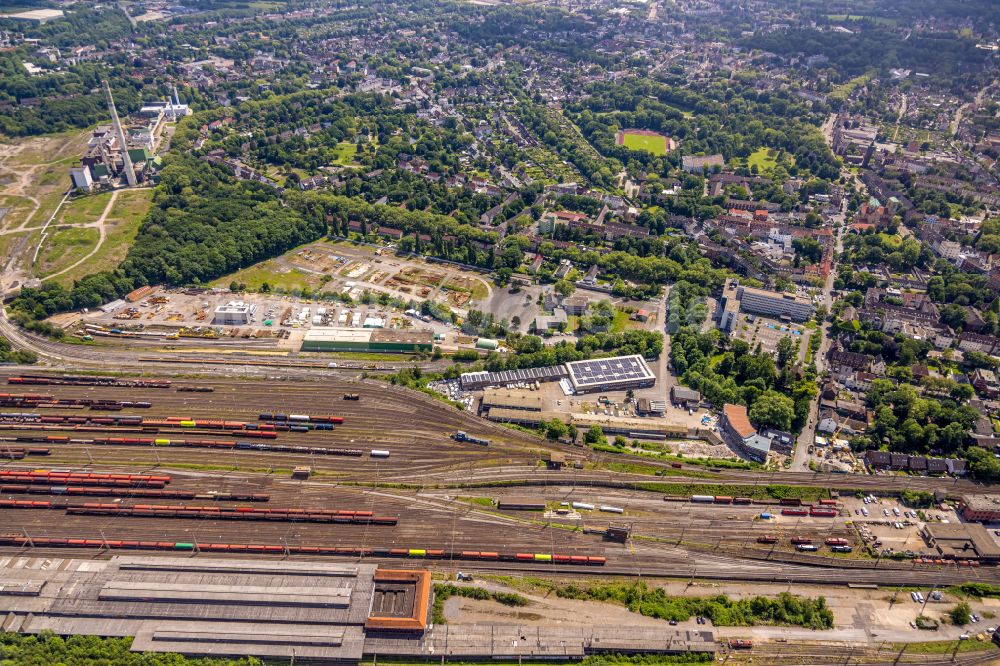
xmin=475 ymin=337 xmax=499 ymax=350
xmin=571 ymin=502 xmax=595 ymax=510
xmin=370 ymin=450 xmax=390 ymax=458
xmin=691 ymin=495 xmax=715 ymax=503
xmin=599 ymin=505 xmax=624 ymax=514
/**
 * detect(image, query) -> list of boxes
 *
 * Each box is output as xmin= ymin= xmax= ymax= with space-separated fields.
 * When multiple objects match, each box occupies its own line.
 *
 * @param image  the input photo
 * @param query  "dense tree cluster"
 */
xmin=851 ymin=379 xmax=977 ymax=455
xmin=300 ymin=192 xmax=500 ymax=268
xmin=0 ymin=336 xmax=36 ymax=365
xmin=566 ymin=77 xmax=840 ymax=182
xmin=841 ymin=232 xmax=932 ymax=272
xmin=480 ymin=329 xmax=664 ymax=372
xmin=742 ymin=26 xmax=988 ymax=88
xmin=671 ymin=327 xmax=816 ymax=432
xmin=128 ymin=155 xmax=324 ymax=285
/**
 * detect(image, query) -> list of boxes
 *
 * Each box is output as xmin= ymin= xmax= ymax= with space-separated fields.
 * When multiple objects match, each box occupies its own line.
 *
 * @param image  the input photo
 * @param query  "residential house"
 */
xmin=720 ymin=403 xmax=771 ymax=462
xmin=972 ymin=368 xmax=1000 ymax=398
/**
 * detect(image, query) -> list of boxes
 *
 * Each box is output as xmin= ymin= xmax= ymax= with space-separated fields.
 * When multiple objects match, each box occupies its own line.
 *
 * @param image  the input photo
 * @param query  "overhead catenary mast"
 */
xmin=103 ymin=79 xmax=137 ymax=187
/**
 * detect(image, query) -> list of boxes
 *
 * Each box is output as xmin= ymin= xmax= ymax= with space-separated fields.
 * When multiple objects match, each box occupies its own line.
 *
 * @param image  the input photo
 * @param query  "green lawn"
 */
xmin=334 ymin=141 xmax=358 ymax=165
xmin=826 ymin=14 xmax=897 ymax=26
xmin=7 ymin=127 xmax=92 ymax=167
xmin=57 ymin=192 xmax=112 ymax=225
xmin=0 ymin=231 xmax=27 ymax=264
xmin=896 ymin=639 xmax=997 ymax=655
xmin=36 ymin=226 xmax=99 ymax=277
xmin=0 ymin=194 xmax=36 ymax=230
xmin=55 ymin=189 xmax=153 ymax=287
xmin=610 ymin=309 xmax=631 ymax=333
xmin=213 ymin=259 xmax=323 ymax=293
xmin=747 ymin=148 xmax=779 ymax=171
xmin=442 ymin=275 xmax=490 ymax=300
xmin=622 ymin=131 xmax=668 ymax=156
xmin=830 ymin=70 xmax=877 ymax=102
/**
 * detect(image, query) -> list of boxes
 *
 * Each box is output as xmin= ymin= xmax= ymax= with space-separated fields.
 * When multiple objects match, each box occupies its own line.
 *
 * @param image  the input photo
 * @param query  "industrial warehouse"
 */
xmin=460 ymin=354 xmax=656 ymax=394
xmin=0 ymin=555 xmax=716 ymax=661
xmin=565 ymin=355 xmax=656 ymax=394
xmin=301 ymin=327 xmax=434 ymax=353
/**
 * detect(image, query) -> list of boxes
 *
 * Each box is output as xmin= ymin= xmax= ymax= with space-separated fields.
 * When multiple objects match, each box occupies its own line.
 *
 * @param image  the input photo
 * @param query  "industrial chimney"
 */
xmin=103 ymin=80 xmax=137 ymax=187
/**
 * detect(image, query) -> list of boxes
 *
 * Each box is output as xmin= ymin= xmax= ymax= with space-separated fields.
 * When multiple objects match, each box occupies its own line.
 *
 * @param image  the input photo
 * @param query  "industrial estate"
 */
xmin=1 ymin=0 xmax=1000 ymax=664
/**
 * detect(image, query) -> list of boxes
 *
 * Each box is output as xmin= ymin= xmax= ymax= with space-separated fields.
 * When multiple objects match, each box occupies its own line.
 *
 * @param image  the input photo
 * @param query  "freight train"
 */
xmin=0 ymin=412 xmax=343 ymax=435
xmin=0 ymin=501 xmax=395 ymax=525
xmin=258 ymin=413 xmax=345 ymax=425
xmin=1 ymin=434 xmax=365 ymax=457
xmin=0 ymin=485 xmax=267 ymax=501
xmin=63 ymin=503 xmax=397 ymax=524
xmin=8 ymin=375 xmax=171 ymax=388
xmin=0 ymin=394 xmax=151 ymax=410
xmin=686 ymin=495 xmax=835 ymax=507
xmin=0 ymin=534 xmax=607 ymax=565
xmin=0 ymin=447 xmax=49 ymax=459
xmin=0 ymin=470 xmax=171 ymax=488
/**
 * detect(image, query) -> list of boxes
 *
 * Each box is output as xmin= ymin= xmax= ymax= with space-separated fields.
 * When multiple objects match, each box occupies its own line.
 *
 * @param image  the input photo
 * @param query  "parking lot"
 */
xmin=837 ymin=494 xmax=996 ymax=560
xmin=729 ymin=312 xmax=809 ymax=362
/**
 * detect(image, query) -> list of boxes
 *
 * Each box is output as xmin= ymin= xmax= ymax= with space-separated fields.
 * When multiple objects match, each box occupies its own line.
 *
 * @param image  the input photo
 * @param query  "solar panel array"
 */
xmin=566 ymin=355 xmax=654 ymax=390
xmin=460 ymin=365 xmax=569 ymax=390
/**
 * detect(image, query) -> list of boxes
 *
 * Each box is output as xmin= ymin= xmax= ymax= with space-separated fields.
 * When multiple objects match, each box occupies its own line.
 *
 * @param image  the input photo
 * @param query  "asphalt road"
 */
xmin=791 ymin=196 xmax=847 ymax=471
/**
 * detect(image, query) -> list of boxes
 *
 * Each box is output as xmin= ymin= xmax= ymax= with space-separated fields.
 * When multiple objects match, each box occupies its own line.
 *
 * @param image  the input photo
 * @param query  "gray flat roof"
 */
xmin=99 ymin=582 xmax=353 ymax=606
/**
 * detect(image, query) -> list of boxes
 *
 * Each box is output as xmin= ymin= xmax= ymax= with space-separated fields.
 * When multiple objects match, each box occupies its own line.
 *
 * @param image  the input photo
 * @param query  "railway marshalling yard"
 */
xmin=2 ymin=374 xmax=1000 ymax=664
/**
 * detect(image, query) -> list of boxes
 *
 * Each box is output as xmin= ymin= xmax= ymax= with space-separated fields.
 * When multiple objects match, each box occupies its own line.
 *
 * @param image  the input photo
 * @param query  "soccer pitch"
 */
xmin=621 ymin=131 xmax=668 ymax=155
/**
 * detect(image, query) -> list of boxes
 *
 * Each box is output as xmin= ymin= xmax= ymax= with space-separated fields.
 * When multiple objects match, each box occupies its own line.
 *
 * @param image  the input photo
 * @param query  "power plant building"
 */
xmin=69 ymin=166 xmax=93 ymax=191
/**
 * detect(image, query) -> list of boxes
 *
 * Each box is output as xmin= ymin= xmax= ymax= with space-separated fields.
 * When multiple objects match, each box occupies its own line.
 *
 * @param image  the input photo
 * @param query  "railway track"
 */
xmin=0 ymin=375 xmax=989 ymax=494
xmin=0 ymin=376 xmax=997 ymax=590
xmin=742 ymin=642 xmax=1000 ymax=665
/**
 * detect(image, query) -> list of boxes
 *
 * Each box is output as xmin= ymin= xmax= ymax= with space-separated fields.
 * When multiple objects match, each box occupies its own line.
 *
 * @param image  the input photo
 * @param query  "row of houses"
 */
xmin=863 ymin=450 xmax=967 ymax=476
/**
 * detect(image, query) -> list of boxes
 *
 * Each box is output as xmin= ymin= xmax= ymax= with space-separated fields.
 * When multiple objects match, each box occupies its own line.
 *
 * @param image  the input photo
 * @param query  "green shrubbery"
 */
xmin=0 ymin=335 xmax=36 ymax=365
xmin=432 ymin=584 xmax=529 ymax=624
xmin=0 ymin=631 xmax=260 ymax=665
xmin=551 ymin=583 xmax=833 ymax=629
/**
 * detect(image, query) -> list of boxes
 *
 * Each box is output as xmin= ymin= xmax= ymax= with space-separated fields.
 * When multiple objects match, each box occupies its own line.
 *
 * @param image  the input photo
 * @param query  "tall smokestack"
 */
xmin=172 ymin=84 xmax=180 ymax=107
xmin=103 ymin=80 xmax=137 ymax=187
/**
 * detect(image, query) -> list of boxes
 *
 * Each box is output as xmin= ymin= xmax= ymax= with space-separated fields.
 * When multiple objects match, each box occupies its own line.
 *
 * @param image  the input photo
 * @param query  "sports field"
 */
xmin=618 ymin=129 xmax=669 ymax=156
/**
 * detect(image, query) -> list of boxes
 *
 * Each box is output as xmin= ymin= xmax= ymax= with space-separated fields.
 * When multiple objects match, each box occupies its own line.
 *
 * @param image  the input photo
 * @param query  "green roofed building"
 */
xmin=301 ymin=327 xmax=434 ymax=353
xmin=128 ymin=147 xmax=152 ymax=163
